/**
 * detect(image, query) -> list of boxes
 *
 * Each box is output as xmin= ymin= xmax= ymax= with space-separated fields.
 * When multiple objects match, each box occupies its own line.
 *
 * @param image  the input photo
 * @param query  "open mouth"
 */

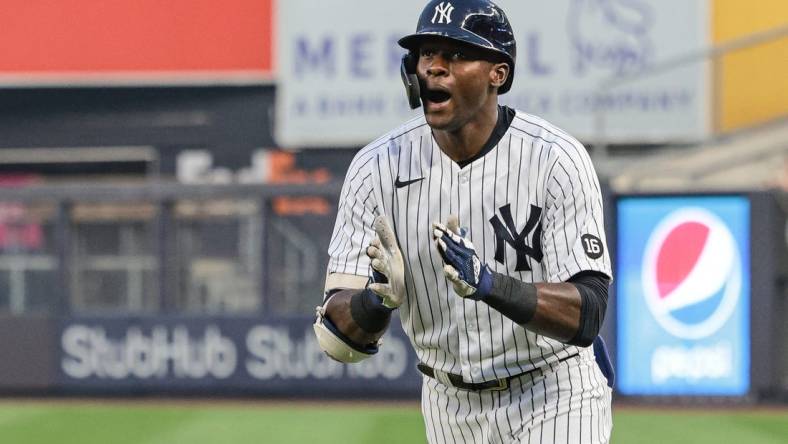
xmin=424 ymin=88 xmax=451 ymax=104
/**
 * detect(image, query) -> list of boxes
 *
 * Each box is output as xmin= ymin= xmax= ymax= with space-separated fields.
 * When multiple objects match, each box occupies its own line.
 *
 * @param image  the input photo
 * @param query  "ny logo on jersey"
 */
xmin=431 ymin=2 xmax=454 ymax=24
xmin=489 ymin=204 xmax=543 ymax=271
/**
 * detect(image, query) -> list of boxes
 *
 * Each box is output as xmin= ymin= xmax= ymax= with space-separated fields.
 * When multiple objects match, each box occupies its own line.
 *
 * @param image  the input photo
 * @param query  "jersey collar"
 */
xmin=455 ymin=105 xmax=515 ymax=169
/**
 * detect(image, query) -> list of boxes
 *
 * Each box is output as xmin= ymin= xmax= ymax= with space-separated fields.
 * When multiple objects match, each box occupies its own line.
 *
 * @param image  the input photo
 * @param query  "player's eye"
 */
xmin=450 ymin=50 xmax=469 ymax=60
xmin=420 ymin=48 xmax=436 ymax=57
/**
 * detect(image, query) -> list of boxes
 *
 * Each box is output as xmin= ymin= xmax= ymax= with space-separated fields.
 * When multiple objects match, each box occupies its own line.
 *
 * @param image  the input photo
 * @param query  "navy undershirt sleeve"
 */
xmin=567 ymin=271 xmax=610 ymax=347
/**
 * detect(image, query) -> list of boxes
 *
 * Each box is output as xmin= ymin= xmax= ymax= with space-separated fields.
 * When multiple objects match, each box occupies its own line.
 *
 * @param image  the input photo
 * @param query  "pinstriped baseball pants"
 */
xmin=420 ymin=351 xmax=612 ymax=444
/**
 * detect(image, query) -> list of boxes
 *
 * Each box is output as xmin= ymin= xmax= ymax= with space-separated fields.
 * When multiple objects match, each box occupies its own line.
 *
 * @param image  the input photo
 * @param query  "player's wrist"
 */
xmin=469 ymin=264 xmax=493 ymax=301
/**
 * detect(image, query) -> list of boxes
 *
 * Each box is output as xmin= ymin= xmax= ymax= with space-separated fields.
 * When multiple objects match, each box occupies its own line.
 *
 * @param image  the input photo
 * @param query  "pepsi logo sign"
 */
xmin=642 ymin=208 xmax=742 ymax=339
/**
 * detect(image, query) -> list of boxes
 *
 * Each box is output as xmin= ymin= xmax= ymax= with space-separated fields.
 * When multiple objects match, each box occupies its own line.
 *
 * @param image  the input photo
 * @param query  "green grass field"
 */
xmin=0 ymin=401 xmax=785 ymax=444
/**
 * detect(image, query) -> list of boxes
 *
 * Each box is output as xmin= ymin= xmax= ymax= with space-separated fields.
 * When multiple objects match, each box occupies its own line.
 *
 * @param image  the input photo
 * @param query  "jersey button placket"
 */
xmin=458 ymin=168 xmax=481 ymax=381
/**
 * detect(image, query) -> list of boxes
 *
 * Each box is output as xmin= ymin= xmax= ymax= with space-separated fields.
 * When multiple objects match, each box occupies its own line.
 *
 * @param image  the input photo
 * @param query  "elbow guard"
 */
xmin=313 ymin=293 xmax=379 ymax=363
xmin=567 ymin=273 xmax=610 ymax=347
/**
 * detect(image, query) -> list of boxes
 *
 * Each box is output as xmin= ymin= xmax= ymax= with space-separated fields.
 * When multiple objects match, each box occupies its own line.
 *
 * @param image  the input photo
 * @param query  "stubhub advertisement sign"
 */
xmin=616 ymin=196 xmax=750 ymax=395
xmin=56 ymin=316 xmax=422 ymax=397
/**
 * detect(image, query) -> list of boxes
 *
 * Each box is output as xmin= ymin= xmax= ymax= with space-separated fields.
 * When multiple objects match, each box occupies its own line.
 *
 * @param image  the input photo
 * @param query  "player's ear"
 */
xmin=489 ymin=62 xmax=509 ymax=90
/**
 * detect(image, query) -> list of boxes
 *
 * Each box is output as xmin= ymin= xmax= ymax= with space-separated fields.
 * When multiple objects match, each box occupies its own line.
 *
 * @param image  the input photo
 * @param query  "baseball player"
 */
xmin=314 ymin=0 xmax=613 ymax=442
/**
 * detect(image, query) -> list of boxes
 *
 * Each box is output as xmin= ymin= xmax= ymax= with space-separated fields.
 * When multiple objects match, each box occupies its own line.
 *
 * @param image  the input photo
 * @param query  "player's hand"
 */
xmin=365 ymin=216 xmax=406 ymax=308
xmin=432 ymin=215 xmax=493 ymax=301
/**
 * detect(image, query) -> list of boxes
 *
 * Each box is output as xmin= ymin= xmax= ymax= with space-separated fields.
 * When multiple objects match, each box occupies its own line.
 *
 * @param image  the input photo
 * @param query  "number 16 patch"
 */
xmin=581 ymin=234 xmax=604 ymax=259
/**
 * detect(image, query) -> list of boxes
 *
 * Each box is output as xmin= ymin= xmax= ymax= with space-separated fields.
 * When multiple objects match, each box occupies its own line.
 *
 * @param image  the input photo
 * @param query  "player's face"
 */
xmin=417 ymin=40 xmax=507 ymax=131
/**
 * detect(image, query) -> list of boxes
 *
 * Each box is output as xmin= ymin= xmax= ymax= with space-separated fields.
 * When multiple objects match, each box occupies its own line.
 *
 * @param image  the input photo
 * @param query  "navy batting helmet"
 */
xmin=398 ymin=0 xmax=517 ymax=100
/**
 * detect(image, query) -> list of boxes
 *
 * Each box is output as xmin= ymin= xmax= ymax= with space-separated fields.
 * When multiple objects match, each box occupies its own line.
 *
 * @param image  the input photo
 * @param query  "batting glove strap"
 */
xmin=471 ymin=264 xmax=494 ymax=301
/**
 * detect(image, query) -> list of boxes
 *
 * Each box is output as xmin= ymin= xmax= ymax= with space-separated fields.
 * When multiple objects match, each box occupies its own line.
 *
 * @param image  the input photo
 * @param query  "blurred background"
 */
xmin=0 ymin=0 xmax=786 ymax=443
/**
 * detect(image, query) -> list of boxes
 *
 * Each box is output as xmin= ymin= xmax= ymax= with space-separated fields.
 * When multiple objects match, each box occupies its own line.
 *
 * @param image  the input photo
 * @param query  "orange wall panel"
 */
xmin=0 ymin=0 xmax=273 ymax=78
xmin=713 ymin=0 xmax=788 ymax=131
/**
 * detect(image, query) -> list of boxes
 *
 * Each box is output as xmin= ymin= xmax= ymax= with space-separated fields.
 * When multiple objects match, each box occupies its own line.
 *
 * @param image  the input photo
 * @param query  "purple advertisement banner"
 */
xmin=277 ymin=0 xmax=709 ymax=146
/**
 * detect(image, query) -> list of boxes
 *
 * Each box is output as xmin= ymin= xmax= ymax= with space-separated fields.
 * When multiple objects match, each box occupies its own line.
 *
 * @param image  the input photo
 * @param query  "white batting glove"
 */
xmin=432 ymin=215 xmax=493 ymax=300
xmin=365 ymin=216 xmax=406 ymax=308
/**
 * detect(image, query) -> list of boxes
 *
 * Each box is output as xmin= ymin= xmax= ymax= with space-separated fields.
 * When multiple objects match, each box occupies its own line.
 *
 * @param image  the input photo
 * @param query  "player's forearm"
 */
xmin=324 ymin=288 xmax=393 ymax=346
xmin=484 ymin=272 xmax=608 ymax=346
xmin=529 ymin=282 xmax=582 ymax=342
xmin=483 ymin=273 xmax=580 ymax=342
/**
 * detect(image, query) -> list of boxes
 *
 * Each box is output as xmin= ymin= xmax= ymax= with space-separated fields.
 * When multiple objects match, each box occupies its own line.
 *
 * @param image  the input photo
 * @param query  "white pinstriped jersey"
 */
xmin=326 ymin=108 xmax=612 ymax=385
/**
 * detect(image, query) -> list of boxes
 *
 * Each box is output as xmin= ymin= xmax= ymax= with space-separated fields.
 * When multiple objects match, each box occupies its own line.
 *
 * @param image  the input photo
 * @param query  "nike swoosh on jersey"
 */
xmin=394 ymin=176 xmax=424 ymax=188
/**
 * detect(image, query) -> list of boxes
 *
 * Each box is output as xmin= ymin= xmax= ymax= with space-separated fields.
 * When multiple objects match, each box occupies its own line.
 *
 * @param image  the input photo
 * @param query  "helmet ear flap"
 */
xmin=403 ymin=51 xmax=418 ymax=73
xmin=400 ymin=53 xmax=422 ymax=109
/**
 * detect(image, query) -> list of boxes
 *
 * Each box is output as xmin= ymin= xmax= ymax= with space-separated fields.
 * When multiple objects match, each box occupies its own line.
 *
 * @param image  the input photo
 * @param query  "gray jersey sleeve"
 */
xmin=326 ymin=155 xmax=379 ymax=278
xmin=541 ymin=145 xmax=612 ymax=282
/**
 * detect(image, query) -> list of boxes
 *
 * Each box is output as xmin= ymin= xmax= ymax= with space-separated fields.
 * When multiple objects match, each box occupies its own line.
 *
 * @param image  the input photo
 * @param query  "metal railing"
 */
xmin=0 ymin=181 xmax=342 ymax=316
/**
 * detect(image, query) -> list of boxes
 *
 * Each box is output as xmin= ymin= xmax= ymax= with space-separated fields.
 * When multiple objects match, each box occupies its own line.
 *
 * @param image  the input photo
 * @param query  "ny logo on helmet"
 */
xmin=432 ymin=2 xmax=454 ymax=24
